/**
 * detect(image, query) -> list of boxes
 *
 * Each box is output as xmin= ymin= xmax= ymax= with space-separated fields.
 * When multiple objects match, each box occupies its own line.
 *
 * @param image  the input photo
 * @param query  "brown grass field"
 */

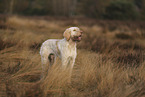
xmin=0 ymin=15 xmax=145 ymax=97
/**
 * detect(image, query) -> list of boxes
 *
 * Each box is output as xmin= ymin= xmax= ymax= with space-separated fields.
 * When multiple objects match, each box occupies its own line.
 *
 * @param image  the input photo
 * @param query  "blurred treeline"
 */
xmin=0 ymin=0 xmax=145 ymax=20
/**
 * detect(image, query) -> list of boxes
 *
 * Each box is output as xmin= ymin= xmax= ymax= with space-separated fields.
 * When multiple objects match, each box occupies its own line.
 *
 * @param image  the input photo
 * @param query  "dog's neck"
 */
xmin=64 ymin=38 xmax=76 ymax=48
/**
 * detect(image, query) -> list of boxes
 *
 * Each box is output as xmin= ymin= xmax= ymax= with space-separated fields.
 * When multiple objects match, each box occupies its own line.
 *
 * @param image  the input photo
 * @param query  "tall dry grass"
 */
xmin=0 ymin=16 xmax=145 ymax=97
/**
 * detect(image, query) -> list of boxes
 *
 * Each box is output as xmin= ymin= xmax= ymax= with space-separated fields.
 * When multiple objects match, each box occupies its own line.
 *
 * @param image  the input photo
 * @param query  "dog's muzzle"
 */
xmin=72 ymin=35 xmax=82 ymax=42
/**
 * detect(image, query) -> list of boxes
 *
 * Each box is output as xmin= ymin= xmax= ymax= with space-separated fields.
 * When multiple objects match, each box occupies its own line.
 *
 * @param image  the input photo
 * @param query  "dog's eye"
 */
xmin=73 ymin=29 xmax=76 ymax=31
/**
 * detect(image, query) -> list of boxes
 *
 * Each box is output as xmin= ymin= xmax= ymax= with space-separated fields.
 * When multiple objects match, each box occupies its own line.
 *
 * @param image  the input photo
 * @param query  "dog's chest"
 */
xmin=67 ymin=46 xmax=76 ymax=56
xmin=61 ymin=45 xmax=76 ymax=57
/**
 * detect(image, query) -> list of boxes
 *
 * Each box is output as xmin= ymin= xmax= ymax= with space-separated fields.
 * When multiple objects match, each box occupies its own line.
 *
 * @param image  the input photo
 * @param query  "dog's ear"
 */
xmin=63 ymin=28 xmax=71 ymax=41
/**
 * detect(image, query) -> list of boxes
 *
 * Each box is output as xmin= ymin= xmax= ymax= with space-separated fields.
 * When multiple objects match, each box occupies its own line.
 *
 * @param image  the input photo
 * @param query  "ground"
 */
xmin=0 ymin=15 xmax=145 ymax=97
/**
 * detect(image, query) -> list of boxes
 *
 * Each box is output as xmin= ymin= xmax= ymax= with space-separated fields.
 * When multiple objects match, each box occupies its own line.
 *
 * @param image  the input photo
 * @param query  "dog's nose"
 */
xmin=80 ymin=31 xmax=83 ymax=35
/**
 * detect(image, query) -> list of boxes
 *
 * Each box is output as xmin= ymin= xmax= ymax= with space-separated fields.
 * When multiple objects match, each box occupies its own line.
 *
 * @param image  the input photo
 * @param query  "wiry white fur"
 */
xmin=40 ymin=38 xmax=77 ymax=67
xmin=40 ymin=27 xmax=82 ymax=78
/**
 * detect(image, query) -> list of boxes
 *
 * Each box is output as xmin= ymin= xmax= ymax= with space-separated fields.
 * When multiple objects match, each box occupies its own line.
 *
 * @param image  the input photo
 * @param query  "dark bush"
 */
xmin=116 ymin=52 xmax=145 ymax=67
xmin=115 ymin=33 xmax=133 ymax=40
xmin=104 ymin=1 xmax=139 ymax=20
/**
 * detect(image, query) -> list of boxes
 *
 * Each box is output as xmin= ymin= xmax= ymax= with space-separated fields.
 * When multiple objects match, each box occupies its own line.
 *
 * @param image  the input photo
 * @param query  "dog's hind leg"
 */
xmin=40 ymin=56 xmax=49 ymax=79
xmin=48 ymin=53 xmax=55 ymax=66
xmin=40 ymin=53 xmax=55 ymax=79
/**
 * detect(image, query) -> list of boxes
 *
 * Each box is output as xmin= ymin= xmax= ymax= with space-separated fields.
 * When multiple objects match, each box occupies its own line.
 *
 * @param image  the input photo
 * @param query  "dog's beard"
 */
xmin=71 ymin=35 xmax=81 ymax=42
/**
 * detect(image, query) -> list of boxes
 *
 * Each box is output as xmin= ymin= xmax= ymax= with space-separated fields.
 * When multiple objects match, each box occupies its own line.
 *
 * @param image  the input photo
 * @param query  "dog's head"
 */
xmin=63 ymin=27 xmax=83 ymax=42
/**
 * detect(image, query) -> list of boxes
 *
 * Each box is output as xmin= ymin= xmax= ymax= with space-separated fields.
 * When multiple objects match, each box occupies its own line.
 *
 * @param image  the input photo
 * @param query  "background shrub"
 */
xmin=80 ymin=0 xmax=111 ymax=18
xmin=104 ymin=0 xmax=139 ymax=20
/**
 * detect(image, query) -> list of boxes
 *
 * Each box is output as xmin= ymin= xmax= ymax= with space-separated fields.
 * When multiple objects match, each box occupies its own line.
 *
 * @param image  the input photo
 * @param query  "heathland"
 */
xmin=0 ymin=16 xmax=145 ymax=97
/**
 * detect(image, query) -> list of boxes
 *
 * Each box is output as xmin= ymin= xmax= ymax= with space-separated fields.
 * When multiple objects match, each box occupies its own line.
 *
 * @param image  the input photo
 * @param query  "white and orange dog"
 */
xmin=40 ymin=27 xmax=83 ymax=77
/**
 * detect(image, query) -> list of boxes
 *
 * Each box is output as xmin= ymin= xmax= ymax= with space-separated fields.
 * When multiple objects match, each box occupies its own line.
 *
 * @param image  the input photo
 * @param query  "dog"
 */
xmin=40 ymin=27 xmax=83 ymax=78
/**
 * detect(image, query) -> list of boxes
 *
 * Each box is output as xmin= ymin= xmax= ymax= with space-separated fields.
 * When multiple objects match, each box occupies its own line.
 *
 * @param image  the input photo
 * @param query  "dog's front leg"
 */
xmin=61 ymin=56 xmax=75 ymax=83
xmin=68 ymin=57 xmax=75 ymax=83
xmin=61 ymin=56 xmax=74 ymax=68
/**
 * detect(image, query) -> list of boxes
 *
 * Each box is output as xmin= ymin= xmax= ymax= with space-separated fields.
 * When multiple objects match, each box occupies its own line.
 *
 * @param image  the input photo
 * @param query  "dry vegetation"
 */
xmin=0 ymin=15 xmax=145 ymax=97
